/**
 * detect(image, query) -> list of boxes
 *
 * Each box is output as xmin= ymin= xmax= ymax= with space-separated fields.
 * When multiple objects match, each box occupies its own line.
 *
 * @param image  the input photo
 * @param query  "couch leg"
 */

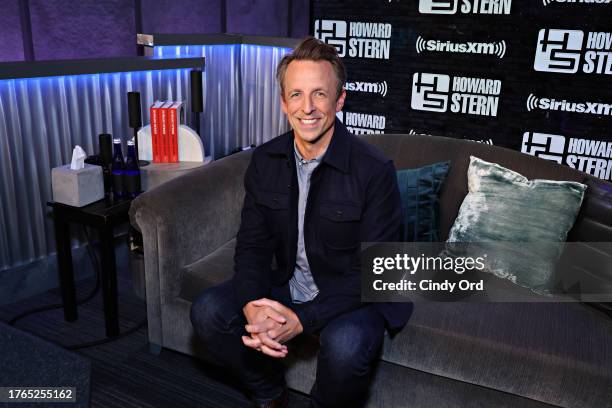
xmin=149 ymin=343 xmax=162 ymax=355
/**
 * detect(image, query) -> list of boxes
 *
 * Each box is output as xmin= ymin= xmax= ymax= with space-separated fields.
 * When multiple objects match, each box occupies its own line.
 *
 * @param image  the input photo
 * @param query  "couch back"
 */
xmin=361 ymin=133 xmax=612 ymax=308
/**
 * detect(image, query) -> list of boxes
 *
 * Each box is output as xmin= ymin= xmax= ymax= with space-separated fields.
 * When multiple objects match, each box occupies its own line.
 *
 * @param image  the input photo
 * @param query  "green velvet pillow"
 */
xmin=396 ymin=161 xmax=450 ymax=242
xmin=447 ymin=156 xmax=586 ymax=294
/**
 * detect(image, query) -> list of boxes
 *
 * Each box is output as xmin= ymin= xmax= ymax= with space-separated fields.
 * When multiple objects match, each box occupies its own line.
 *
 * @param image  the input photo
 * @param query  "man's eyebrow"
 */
xmin=286 ymin=87 xmax=326 ymax=94
xmin=297 ymin=87 xmax=326 ymax=93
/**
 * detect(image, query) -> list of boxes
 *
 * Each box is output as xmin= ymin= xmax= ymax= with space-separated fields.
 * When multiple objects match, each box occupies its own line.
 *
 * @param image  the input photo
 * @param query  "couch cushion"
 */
xmin=179 ymin=239 xmax=236 ymax=302
xmin=447 ymin=156 xmax=586 ymax=294
xmin=283 ymin=333 xmax=555 ymax=408
xmin=382 ymin=300 xmax=612 ymax=408
xmin=396 ymin=160 xmax=450 ymax=242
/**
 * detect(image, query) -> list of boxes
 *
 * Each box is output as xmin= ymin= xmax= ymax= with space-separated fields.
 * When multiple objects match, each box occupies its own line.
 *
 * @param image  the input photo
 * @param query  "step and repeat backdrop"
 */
xmin=311 ymin=0 xmax=611 ymax=181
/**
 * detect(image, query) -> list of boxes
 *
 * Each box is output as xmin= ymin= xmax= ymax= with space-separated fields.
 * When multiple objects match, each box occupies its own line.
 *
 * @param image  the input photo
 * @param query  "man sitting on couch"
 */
xmin=190 ymin=37 xmax=412 ymax=408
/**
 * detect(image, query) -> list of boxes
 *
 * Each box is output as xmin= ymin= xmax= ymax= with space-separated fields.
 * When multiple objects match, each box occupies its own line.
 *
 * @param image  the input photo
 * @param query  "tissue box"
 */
xmin=52 ymin=164 xmax=104 ymax=207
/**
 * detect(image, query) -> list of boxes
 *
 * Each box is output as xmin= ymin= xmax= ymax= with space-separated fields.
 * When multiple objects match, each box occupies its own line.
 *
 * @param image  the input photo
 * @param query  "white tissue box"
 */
xmin=52 ymin=164 xmax=104 ymax=207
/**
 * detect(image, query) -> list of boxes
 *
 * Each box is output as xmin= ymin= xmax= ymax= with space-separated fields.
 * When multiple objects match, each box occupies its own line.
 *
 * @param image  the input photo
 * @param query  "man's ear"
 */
xmin=335 ymin=88 xmax=346 ymax=112
xmin=280 ymin=93 xmax=288 ymax=115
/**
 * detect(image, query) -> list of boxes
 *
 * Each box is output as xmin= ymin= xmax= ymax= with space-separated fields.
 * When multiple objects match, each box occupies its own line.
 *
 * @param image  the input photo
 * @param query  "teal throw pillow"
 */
xmin=397 ymin=161 xmax=450 ymax=242
xmin=447 ymin=156 xmax=586 ymax=294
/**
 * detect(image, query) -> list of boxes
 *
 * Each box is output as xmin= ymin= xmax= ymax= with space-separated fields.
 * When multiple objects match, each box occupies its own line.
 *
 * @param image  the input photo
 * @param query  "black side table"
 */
xmin=48 ymin=197 xmax=132 ymax=337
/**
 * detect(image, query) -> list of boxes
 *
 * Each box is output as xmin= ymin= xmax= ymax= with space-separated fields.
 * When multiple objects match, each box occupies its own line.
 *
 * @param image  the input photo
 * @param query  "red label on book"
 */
xmin=150 ymin=101 xmax=164 ymax=163
xmin=168 ymin=101 xmax=183 ymax=162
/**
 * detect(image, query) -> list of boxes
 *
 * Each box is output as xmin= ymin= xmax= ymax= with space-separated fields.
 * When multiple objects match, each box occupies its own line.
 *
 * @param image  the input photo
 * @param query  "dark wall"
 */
xmin=227 ymin=0 xmax=288 ymax=37
xmin=141 ymin=0 xmax=222 ymax=34
xmin=30 ymin=0 xmax=137 ymax=60
xmin=0 ymin=0 xmax=310 ymax=63
xmin=0 ymin=0 xmax=25 ymax=62
xmin=291 ymin=0 xmax=310 ymax=39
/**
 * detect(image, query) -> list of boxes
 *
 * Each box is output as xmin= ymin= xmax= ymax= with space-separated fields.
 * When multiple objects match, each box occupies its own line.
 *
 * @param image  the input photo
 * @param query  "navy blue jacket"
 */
xmin=233 ymin=119 xmax=412 ymax=334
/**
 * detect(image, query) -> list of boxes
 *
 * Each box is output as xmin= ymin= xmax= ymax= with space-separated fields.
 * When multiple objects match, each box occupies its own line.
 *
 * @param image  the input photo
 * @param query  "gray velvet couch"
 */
xmin=129 ymin=133 xmax=612 ymax=408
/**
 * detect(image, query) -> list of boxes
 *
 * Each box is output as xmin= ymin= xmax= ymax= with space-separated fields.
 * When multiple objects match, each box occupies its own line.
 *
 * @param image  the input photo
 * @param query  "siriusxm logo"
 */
xmin=418 ymin=0 xmax=512 ymax=14
xmin=527 ymin=94 xmax=612 ymax=116
xmin=534 ymin=29 xmax=612 ymax=75
xmin=543 ymin=0 xmax=611 ymax=5
xmin=337 ymin=111 xmax=387 ymax=134
xmin=521 ymin=132 xmax=612 ymax=180
xmin=345 ymin=81 xmax=388 ymax=97
xmin=314 ymin=20 xmax=392 ymax=59
xmin=416 ymin=36 xmax=506 ymax=58
xmin=411 ymin=73 xmax=502 ymax=116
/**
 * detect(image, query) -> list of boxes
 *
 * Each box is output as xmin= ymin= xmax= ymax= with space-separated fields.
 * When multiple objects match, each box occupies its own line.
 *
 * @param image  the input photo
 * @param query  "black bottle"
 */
xmin=124 ymin=139 xmax=141 ymax=198
xmin=99 ymin=133 xmax=113 ymax=195
xmin=111 ymin=138 xmax=125 ymax=198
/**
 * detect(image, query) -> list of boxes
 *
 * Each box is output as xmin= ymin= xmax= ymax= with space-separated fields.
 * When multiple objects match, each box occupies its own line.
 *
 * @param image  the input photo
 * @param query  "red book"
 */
xmin=160 ymin=101 xmax=172 ymax=162
xmin=150 ymin=101 xmax=164 ymax=163
xmin=167 ymin=101 xmax=183 ymax=162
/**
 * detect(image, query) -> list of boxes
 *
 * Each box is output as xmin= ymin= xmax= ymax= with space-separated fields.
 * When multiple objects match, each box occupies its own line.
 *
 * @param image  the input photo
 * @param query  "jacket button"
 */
xmin=336 ymin=210 xmax=343 ymax=217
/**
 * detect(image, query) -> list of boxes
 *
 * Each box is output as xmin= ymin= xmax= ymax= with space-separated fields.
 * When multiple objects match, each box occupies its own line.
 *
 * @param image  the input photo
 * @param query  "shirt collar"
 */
xmin=269 ymin=117 xmax=351 ymax=174
xmin=294 ymin=140 xmax=325 ymax=164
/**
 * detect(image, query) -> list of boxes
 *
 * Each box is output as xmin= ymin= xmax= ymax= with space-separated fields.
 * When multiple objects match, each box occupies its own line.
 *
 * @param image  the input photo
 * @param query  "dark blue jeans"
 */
xmin=190 ymin=280 xmax=385 ymax=407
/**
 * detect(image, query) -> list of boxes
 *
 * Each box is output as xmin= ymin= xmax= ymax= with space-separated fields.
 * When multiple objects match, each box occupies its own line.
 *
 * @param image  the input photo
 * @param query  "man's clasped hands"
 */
xmin=242 ymin=299 xmax=304 ymax=358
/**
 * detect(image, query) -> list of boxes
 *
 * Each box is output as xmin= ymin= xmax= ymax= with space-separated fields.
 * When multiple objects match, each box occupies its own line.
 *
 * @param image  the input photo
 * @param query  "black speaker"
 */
xmin=127 ymin=91 xmax=148 ymax=166
xmin=190 ymin=70 xmax=203 ymax=113
xmin=127 ymin=92 xmax=142 ymax=128
xmin=98 ymin=133 xmax=112 ymax=164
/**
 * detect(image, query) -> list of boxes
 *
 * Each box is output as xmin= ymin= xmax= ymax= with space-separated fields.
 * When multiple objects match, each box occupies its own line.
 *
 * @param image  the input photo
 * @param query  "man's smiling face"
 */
xmin=280 ymin=60 xmax=346 ymax=149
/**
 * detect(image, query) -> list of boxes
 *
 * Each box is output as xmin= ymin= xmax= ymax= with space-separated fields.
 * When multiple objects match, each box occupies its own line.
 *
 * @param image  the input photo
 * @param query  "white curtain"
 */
xmin=239 ymin=44 xmax=292 ymax=147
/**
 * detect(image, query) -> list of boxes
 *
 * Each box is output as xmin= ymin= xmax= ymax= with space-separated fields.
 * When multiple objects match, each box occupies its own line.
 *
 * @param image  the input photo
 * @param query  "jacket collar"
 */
xmin=268 ymin=118 xmax=351 ymax=174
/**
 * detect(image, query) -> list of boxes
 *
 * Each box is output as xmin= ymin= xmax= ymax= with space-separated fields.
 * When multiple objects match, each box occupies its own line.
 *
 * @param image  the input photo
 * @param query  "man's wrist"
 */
xmin=296 ymin=319 xmax=304 ymax=335
xmin=295 ymin=308 xmax=315 ymax=334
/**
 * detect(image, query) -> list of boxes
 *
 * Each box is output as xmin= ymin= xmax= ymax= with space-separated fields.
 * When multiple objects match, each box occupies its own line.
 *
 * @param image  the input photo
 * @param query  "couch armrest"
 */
xmin=129 ymin=150 xmax=252 ymax=315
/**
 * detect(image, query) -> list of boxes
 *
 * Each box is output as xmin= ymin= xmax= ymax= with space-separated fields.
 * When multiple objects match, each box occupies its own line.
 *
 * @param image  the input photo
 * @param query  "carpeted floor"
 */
xmin=0 ymin=235 xmax=310 ymax=408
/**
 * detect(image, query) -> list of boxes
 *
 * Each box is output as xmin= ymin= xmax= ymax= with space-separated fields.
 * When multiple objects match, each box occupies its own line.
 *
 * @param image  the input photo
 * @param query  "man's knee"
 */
xmin=319 ymin=313 xmax=384 ymax=376
xmin=190 ymin=283 xmax=241 ymax=338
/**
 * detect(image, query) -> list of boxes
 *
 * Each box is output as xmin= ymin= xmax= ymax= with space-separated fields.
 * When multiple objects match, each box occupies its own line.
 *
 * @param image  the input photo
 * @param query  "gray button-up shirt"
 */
xmin=289 ymin=142 xmax=324 ymax=303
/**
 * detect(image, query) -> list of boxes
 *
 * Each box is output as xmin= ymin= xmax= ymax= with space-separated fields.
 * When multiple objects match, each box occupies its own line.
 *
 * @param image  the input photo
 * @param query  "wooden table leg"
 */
xmin=53 ymin=210 xmax=78 ymax=322
xmin=99 ymin=225 xmax=120 ymax=337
